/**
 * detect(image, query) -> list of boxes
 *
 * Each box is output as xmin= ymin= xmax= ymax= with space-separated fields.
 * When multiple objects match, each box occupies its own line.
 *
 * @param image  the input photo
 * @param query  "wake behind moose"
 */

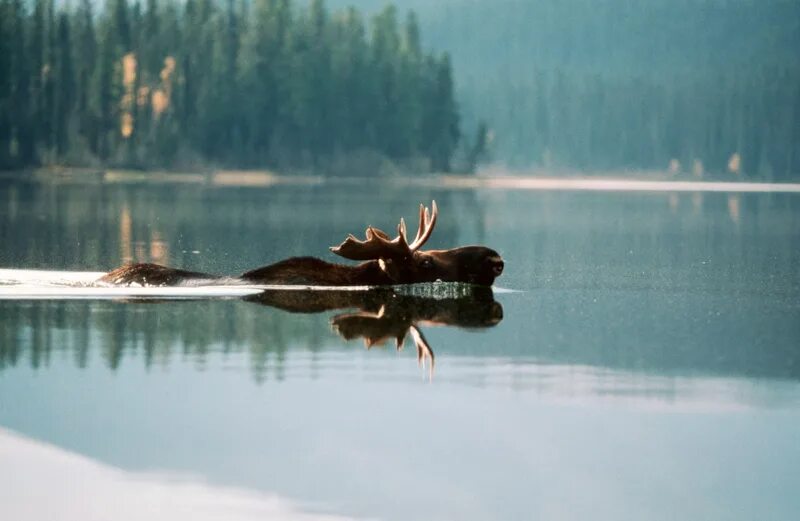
xmin=99 ymin=201 xmax=504 ymax=287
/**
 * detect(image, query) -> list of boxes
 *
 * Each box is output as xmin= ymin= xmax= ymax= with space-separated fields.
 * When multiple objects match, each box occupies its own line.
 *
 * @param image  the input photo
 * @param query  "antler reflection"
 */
xmin=246 ymin=287 xmax=502 ymax=379
xmin=409 ymin=325 xmax=434 ymax=381
xmin=329 ymin=306 xmax=437 ymax=380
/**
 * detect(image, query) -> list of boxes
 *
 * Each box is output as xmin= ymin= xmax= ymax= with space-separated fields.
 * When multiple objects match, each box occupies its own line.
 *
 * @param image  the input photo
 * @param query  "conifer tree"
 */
xmin=73 ymin=0 xmax=96 ymax=150
xmin=0 ymin=0 xmax=12 ymax=166
xmin=54 ymin=12 xmax=74 ymax=156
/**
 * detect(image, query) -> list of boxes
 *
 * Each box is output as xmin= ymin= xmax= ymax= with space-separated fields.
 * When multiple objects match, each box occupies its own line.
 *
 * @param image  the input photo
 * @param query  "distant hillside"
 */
xmin=422 ymin=0 xmax=799 ymax=76
xmin=325 ymin=0 xmax=799 ymax=76
xmin=329 ymin=0 xmax=800 ymax=178
xmin=422 ymin=0 xmax=800 ymax=177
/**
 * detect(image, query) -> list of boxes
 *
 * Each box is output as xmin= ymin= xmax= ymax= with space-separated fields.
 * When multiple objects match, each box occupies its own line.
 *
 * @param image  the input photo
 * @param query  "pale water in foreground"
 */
xmin=1 ymin=175 xmax=799 ymax=520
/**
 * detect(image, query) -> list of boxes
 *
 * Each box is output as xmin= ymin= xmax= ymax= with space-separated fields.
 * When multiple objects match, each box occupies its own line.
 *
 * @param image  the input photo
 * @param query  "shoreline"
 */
xmin=1 ymin=167 xmax=799 ymax=194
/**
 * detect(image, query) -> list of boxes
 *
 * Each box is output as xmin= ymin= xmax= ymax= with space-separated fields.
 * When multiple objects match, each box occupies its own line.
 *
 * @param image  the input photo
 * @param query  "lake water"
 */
xmin=1 ymin=173 xmax=799 ymax=520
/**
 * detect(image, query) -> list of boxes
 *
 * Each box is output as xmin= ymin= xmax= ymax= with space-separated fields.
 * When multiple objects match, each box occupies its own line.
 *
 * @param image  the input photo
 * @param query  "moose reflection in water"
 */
xmin=99 ymin=201 xmax=505 ymax=287
xmin=0 ymin=287 xmax=503 ymax=380
xmin=247 ymin=286 xmax=503 ymax=377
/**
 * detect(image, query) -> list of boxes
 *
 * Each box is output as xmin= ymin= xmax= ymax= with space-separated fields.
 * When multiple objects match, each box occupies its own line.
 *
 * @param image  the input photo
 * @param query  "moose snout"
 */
xmin=488 ymin=256 xmax=504 ymax=276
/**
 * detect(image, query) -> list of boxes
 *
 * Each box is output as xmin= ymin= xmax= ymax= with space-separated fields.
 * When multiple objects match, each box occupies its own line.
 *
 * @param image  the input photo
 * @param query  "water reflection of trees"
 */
xmin=0 ymin=288 xmax=503 ymax=383
xmin=0 ymin=180 xmax=480 ymax=275
xmin=0 ymin=300 xmax=328 ymax=382
xmin=2 ymin=281 xmax=798 ymax=382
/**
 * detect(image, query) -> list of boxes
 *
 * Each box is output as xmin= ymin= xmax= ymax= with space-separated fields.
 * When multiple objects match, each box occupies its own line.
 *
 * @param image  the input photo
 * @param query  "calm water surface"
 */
xmin=1 ymin=175 xmax=799 ymax=520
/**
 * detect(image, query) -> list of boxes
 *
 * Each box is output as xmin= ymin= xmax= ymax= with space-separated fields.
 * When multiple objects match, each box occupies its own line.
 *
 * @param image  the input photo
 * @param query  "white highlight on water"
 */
xmin=442 ymin=176 xmax=800 ymax=193
xmin=0 ymin=269 xmax=499 ymax=300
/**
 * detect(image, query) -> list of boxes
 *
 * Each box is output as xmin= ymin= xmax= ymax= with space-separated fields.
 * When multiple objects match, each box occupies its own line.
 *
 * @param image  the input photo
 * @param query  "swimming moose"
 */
xmin=99 ymin=201 xmax=505 ymax=287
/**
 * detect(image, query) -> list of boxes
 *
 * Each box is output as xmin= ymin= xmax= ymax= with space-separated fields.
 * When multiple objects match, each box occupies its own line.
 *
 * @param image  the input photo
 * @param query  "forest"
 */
xmin=1 ymin=0 xmax=798 ymax=179
xmin=0 ymin=0 xmax=462 ymax=174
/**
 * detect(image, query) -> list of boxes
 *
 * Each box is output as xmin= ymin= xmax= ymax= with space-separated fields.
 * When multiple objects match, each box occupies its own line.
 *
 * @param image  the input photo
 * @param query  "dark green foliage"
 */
xmin=0 ymin=0 xmax=461 ymax=173
xmin=54 ymin=12 xmax=75 ymax=156
xmin=5 ymin=0 xmax=795 ymax=178
xmin=0 ymin=0 xmax=11 ymax=166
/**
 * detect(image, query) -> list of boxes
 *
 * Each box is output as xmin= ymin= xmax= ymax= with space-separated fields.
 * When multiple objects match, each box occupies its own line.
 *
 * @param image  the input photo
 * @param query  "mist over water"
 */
xmin=1 ymin=175 xmax=799 ymax=520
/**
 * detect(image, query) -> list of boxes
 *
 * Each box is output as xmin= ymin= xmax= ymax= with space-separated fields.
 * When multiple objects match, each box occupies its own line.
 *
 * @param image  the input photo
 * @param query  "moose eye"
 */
xmin=420 ymin=258 xmax=433 ymax=269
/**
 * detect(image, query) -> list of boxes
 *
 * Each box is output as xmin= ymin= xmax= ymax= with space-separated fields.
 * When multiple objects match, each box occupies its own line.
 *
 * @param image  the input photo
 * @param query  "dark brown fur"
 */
xmin=98 ymin=202 xmax=504 ymax=287
xmin=240 ymin=257 xmax=393 ymax=286
xmin=98 ymin=247 xmax=503 ymax=287
xmin=99 ymin=263 xmax=222 ymax=286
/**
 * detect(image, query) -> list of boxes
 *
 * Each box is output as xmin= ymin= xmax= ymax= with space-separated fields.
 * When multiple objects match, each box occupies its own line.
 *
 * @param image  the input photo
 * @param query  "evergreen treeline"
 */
xmin=422 ymin=0 xmax=800 ymax=179
xmin=0 ymin=0 xmax=461 ymax=173
xmin=458 ymin=68 xmax=800 ymax=179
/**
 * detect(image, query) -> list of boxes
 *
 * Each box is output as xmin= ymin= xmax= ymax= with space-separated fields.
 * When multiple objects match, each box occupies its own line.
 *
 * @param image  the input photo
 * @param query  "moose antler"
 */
xmin=330 ymin=308 xmax=435 ymax=380
xmin=330 ymin=201 xmax=438 ymax=261
xmin=408 ymin=200 xmax=438 ymax=251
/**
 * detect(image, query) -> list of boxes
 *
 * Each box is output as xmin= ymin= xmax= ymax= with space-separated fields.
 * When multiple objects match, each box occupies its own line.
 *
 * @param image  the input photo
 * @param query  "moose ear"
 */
xmin=377 ymin=257 xmax=404 ymax=282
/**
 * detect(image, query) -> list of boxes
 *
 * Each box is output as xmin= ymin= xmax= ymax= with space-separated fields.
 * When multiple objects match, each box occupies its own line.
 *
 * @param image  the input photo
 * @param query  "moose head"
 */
xmin=330 ymin=201 xmax=504 ymax=286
